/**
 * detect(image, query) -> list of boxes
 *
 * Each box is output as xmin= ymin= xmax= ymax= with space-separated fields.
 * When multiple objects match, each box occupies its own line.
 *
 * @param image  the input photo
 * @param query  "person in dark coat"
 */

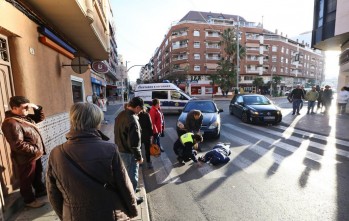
xmin=322 ymin=85 xmax=333 ymax=114
xmin=288 ymin=84 xmax=305 ymax=115
xmin=1 ymin=96 xmax=46 ymax=208
xmin=198 ymin=143 xmax=231 ymax=165
xmin=138 ymin=107 xmax=154 ymax=169
xmin=317 ymin=87 xmax=324 ymax=111
xmin=185 ymin=109 xmax=203 ymax=151
xmin=173 ymin=132 xmax=203 ymax=165
xmin=46 ymin=102 xmax=138 ymax=220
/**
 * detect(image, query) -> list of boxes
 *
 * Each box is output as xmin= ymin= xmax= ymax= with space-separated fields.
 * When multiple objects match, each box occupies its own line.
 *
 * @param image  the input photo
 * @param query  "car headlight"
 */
xmin=208 ymin=121 xmax=219 ymax=129
xmin=177 ymin=121 xmax=185 ymax=129
xmin=249 ymin=110 xmax=259 ymax=115
xmin=276 ymin=111 xmax=281 ymax=115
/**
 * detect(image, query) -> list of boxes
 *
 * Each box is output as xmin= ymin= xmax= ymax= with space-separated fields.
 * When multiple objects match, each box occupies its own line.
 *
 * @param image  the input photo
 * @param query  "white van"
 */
xmin=134 ymin=83 xmax=192 ymax=112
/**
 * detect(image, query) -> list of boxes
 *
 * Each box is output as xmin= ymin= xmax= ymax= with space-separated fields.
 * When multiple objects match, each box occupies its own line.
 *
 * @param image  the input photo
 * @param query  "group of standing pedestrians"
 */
xmin=288 ymin=84 xmax=349 ymax=115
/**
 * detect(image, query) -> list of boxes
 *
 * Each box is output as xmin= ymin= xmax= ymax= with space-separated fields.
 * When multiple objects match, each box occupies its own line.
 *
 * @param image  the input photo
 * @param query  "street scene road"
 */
xmin=143 ymin=99 xmax=349 ymax=221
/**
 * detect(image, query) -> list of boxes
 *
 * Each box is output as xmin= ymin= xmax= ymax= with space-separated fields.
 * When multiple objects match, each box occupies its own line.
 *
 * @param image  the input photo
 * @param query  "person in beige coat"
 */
xmin=46 ymin=102 xmax=137 ymax=220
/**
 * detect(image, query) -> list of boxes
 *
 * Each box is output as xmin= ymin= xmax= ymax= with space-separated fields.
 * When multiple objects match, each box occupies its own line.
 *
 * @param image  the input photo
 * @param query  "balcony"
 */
xmin=22 ymin=0 xmax=109 ymax=60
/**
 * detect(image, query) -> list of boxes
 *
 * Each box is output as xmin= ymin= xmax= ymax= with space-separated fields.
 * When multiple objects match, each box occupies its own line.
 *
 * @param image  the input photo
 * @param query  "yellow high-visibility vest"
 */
xmin=180 ymin=132 xmax=194 ymax=145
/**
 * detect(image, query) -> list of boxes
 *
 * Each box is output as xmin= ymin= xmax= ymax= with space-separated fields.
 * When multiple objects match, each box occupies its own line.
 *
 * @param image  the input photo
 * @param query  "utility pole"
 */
xmin=236 ymin=16 xmax=240 ymax=92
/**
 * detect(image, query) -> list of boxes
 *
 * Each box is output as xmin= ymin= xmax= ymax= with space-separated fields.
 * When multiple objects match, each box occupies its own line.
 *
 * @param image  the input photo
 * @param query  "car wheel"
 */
xmin=241 ymin=112 xmax=250 ymax=123
xmin=229 ymin=108 xmax=234 ymax=115
xmin=214 ymin=132 xmax=221 ymax=139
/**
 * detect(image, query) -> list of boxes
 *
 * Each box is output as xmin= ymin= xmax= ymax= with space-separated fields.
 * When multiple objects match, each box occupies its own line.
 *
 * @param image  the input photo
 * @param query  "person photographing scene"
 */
xmin=1 ymin=96 xmax=47 ymax=208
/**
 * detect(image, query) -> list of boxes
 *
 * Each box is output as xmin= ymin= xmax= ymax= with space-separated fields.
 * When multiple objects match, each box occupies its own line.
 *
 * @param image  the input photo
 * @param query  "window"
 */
xmin=194 ymin=65 xmax=200 ymax=71
xmin=194 ymin=30 xmax=200 ymax=36
xmin=152 ymin=91 xmax=168 ymax=99
xmin=171 ymin=91 xmax=188 ymax=100
xmin=272 ymin=56 xmax=277 ymax=62
xmin=194 ymin=53 xmax=200 ymax=60
xmin=281 ymin=47 xmax=284 ymax=53
xmin=272 ymin=46 xmax=277 ymax=52
xmin=194 ymin=42 xmax=200 ymax=48
xmin=71 ymin=76 xmax=85 ymax=103
xmin=281 ymin=57 xmax=284 ymax=63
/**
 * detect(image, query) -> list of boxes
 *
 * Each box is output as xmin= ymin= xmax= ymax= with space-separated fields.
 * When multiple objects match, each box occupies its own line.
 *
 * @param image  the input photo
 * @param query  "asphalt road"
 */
xmin=142 ymin=100 xmax=349 ymax=221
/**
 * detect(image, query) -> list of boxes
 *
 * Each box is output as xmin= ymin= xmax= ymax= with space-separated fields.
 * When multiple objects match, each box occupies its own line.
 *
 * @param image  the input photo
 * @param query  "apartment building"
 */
xmin=312 ymin=0 xmax=349 ymax=90
xmin=0 ymin=0 xmax=116 ymax=218
xmin=152 ymin=11 xmax=324 ymax=96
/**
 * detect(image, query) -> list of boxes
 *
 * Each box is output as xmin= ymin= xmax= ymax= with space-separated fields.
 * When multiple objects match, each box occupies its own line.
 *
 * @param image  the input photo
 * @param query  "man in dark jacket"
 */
xmin=1 ymin=96 xmax=46 ymax=208
xmin=114 ymin=96 xmax=144 ymax=204
xmin=288 ymin=84 xmax=305 ymax=115
xmin=185 ymin=109 xmax=203 ymax=151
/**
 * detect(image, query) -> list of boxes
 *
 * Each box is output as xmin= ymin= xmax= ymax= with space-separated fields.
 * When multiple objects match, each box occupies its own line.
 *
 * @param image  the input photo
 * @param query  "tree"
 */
xmin=252 ymin=77 xmax=264 ymax=93
xmin=216 ymin=28 xmax=245 ymax=92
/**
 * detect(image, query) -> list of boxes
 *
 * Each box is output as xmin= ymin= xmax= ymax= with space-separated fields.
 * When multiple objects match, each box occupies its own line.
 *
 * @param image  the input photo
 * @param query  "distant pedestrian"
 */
xmin=322 ymin=85 xmax=333 ymax=114
xmin=138 ymin=107 xmax=154 ymax=169
xmin=92 ymin=92 xmax=98 ymax=105
xmin=98 ymin=93 xmax=108 ymax=124
xmin=1 ymin=96 xmax=46 ymax=208
xmin=317 ymin=87 xmax=324 ymax=112
xmin=173 ymin=132 xmax=203 ymax=165
xmin=288 ymin=84 xmax=305 ymax=115
xmin=124 ymin=91 xmax=128 ymax=102
xmin=337 ymin=86 xmax=349 ymax=114
xmin=305 ymin=86 xmax=319 ymax=114
xmin=114 ymin=97 xmax=144 ymax=205
xmin=149 ymin=98 xmax=165 ymax=152
xmin=46 ymin=102 xmax=138 ymax=220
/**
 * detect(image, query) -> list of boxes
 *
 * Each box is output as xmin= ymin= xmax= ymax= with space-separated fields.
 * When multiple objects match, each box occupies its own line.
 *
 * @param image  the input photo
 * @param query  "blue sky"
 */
xmin=111 ymin=0 xmax=338 ymax=82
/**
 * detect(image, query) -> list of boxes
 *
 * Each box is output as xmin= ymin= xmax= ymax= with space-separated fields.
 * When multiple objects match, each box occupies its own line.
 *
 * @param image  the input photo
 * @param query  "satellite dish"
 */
xmin=69 ymin=57 xmax=90 ymax=74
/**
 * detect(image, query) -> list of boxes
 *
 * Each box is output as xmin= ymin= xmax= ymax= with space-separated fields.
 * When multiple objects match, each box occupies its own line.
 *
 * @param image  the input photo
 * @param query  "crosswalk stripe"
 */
xmin=151 ymin=152 xmax=182 ymax=184
xmin=223 ymin=123 xmax=339 ymax=164
xmin=276 ymin=124 xmax=349 ymax=146
xmin=236 ymin=123 xmax=349 ymax=159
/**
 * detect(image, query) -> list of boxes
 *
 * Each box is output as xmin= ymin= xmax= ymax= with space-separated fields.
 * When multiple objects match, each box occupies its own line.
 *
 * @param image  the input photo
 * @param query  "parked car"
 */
xmin=176 ymin=100 xmax=223 ymax=138
xmin=284 ymin=90 xmax=291 ymax=96
xmin=229 ymin=94 xmax=282 ymax=124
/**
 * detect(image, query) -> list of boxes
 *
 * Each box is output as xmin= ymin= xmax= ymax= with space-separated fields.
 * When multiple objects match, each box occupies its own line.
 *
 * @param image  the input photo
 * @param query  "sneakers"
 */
xmin=177 ymin=157 xmax=185 ymax=165
xmin=26 ymin=199 xmax=45 ymax=208
xmin=136 ymin=197 xmax=144 ymax=205
xmin=198 ymin=156 xmax=205 ymax=162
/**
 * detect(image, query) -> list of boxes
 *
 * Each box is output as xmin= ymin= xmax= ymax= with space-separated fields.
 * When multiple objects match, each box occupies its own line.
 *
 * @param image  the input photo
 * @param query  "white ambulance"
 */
xmin=134 ymin=83 xmax=192 ymax=112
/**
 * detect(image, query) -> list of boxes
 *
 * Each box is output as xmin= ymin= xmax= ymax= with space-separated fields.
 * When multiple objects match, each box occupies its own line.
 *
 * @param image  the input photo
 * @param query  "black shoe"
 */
xmin=35 ymin=190 xmax=47 ymax=198
xmin=137 ymin=197 xmax=144 ymax=205
xmin=160 ymin=146 xmax=164 ymax=152
xmin=177 ymin=157 xmax=185 ymax=165
xmin=297 ymin=112 xmax=300 ymax=115
xmin=292 ymin=112 xmax=295 ymax=115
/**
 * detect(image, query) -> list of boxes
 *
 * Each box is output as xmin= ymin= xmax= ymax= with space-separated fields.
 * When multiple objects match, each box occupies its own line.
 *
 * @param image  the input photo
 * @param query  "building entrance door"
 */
xmin=0 ymin=64 xmax=18 ymax=197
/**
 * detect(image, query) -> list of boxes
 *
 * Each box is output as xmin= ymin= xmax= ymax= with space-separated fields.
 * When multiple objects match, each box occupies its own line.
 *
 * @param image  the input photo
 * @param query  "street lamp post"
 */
xmin=236 ymin=16 xmax=240 ymax=92
xmin=270 ymin=66 xmax=274 ymax=97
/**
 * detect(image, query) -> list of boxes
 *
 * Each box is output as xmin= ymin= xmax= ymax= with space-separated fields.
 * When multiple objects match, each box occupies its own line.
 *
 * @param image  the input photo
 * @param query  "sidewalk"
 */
xmin=8 ymin=101 xmax=150 ymax=221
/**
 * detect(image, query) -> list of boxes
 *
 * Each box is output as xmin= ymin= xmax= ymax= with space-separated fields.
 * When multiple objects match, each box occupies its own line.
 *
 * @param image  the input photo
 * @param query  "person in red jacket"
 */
xmin=149 ymin=98 xmax=165 ymax=152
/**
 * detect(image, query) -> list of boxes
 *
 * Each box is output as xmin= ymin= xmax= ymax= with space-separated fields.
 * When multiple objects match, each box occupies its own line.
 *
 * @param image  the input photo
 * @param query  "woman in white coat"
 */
xmin=98 ymin=93 xmax=108 ymax=123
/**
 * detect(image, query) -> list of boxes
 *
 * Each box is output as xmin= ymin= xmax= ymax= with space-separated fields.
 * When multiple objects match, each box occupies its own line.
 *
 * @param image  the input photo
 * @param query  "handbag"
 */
xmin=150 ymin=143 xmax=161 ymax=157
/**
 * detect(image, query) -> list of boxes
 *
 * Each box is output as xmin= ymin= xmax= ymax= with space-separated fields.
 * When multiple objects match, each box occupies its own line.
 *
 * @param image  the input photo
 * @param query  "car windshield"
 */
xmin=243 ymin=96 xmax=271 ymax=105
xmin=184 ymin=101 xmax=216 ymax=113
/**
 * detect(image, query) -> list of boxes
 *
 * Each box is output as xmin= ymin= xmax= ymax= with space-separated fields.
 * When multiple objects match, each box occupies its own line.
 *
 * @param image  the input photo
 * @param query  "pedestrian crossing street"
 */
xmin=149 ymin=123 xmax=349 ymax=184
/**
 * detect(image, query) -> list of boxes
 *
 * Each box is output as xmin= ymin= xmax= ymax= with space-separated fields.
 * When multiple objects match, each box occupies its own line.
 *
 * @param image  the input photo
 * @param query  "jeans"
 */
xmin=307 ymin=101 xmax=316 ymax=113
xmin=292 ymin=99 xmax=302 ymax=114
xmin=119 ymin=152 xmax=139 ymax=191
xmin=153 ymin=133 xmax=161 ymax=148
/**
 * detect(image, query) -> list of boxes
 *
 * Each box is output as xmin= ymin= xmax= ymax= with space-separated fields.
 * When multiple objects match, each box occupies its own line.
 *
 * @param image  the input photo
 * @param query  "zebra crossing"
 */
xmin=149 ymin=123 xmax=349 ymax=184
